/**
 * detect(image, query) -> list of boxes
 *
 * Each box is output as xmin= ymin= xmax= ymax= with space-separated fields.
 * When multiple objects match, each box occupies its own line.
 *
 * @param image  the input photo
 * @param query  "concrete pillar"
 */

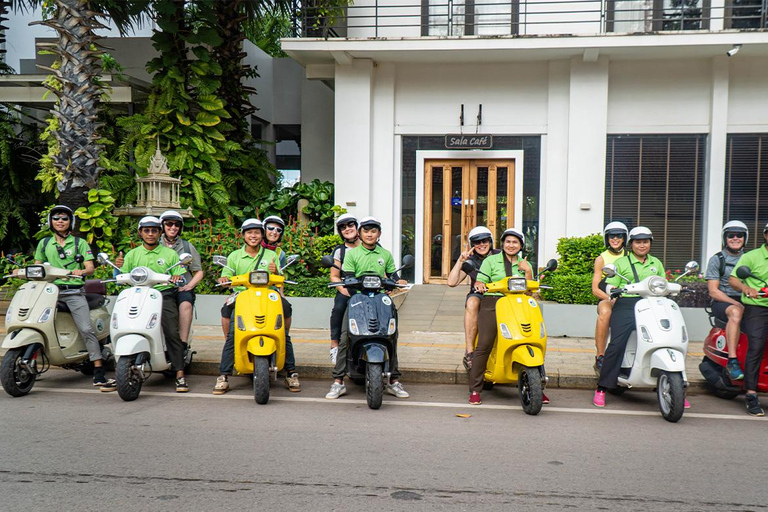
xmin=709 ymin=0 xmax=725 ymax=31
xmin=565 ymin=56 xmax=610 ymax=237
xmin=370 ymin=62 xmax=397 ymax=252
xmin=703 ymin=56 xmax=729 ymax=268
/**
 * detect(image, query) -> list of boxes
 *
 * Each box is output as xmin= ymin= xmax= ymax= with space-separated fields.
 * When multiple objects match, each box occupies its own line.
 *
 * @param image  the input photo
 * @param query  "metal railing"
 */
xmin=289 ymin=0 xmax=768 ymax=38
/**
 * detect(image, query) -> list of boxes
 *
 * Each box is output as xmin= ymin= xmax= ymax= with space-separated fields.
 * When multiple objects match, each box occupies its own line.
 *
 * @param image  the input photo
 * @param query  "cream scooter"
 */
xmin=1 ymin=261 xmax=111 ymax=397
xmin=99 ymin=252 xmax=192 ymax=401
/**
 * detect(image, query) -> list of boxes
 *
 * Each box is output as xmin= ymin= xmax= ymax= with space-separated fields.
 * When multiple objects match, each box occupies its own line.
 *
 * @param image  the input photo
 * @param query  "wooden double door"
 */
xmin=424 ymin=159 xmax=516 ymax=283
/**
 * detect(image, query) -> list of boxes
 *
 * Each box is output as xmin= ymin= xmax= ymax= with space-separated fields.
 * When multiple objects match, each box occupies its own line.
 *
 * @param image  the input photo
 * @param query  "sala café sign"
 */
xmin=445 ymin=134 xmax=493 ymax=149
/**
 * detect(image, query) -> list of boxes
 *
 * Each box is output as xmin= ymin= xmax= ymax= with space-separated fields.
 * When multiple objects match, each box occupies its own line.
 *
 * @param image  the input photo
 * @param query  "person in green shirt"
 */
xmin=325 ymin=216 xmax=409 ymax=400
xmin=728 ymin=222 xmax=768 ymax=416
xmin=212 ymin=218 xmax=280 ymax=395
xmin=467 ymin=227 xmax=532 ymax=405
xmin=120 ymin=216 xmax=188 ymax=393
xmin=594 ymin=226 xmax=666 ymax=408
xmin=26 ymin=205 xmax=115 ymax=390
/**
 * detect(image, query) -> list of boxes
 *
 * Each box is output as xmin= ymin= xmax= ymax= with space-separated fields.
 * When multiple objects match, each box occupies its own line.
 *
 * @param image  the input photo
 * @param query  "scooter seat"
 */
xmin=57 ymin=294 xmax=106 ymax=312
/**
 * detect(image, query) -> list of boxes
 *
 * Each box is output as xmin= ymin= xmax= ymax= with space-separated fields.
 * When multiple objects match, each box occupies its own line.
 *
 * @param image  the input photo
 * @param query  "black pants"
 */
xmin=330 ymin=291 xmax=351 ymax=341
xmin=598 ymin=297 xmax=640 ymax=389
xmin=741 ymin=305 xmax=768 ymax=391
xmin=161 ymin=289 xmax=185 ymax=372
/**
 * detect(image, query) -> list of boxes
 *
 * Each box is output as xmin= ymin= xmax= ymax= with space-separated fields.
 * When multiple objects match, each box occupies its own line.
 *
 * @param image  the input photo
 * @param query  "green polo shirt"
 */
xmin=34 ymin=235 xmax=93 ymax=286
xmin=476 ymin=252 xmax=527 ymax=296
xmin=606 ymin=252 xmax=665 ymax=297
xmin=731 ymin=245 xmax=768 ymax=307
xmin=221 ymin=246 xmax=279 ymax=292
xmin=342 ymin=244 xmax=396 ymax=279
xmin=120 ymin=245 xmax=185 ymax=291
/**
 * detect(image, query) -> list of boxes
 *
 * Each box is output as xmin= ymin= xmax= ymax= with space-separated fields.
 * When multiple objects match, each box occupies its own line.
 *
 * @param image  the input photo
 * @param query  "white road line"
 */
xmin=32 ymin=387 xmax=764 ymax=421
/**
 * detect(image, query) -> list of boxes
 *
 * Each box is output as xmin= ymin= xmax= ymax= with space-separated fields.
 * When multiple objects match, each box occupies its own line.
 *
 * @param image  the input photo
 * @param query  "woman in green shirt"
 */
xmin=468 ymin=228 xmax=532 ymax=405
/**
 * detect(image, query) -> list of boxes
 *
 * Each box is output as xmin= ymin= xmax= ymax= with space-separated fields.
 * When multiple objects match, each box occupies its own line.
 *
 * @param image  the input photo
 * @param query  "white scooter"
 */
xmin=99 ymin=252 xmax=192 ymax=401
xmin=603 ymin=261 xmax=698 ymax=422
xmin=1 ymin=260 xmax=112 ymax=397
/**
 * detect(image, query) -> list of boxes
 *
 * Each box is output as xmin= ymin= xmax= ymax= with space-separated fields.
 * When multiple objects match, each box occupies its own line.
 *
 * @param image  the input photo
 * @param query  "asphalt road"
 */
xmin=1 ymin=371 xmax=766 ymax=511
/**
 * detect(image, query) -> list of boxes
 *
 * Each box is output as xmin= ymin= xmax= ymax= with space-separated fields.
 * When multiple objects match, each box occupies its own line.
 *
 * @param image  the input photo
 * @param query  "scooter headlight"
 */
xmin=129 ymin=267 xmax=149 ymax=285
xmin=249 ymin=271 xmax=269 ymax=285
xmin=349 ymin=318 xmax=359 ymax=335
xmin=648 ymin=276 xmax=668 ymax=295
xmin=37 ymin=307 xmax=52 ymax=323
xmin=363 ymin=276 xmax=382 ymax=289
xmin=25 ymin=265 xmax=45 ymax=279
xmin=500 ymin=323 xmax=512 ymax=339
xmin=387 ymin=318 xmax=396 ymax=335
xmin=507 ymin=277 xmax=527 ymax=292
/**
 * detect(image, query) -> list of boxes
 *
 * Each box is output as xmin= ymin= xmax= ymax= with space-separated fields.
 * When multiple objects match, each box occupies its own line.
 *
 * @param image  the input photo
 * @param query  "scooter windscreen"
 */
xmin=347 ymin=293 xmax=396 ymax=337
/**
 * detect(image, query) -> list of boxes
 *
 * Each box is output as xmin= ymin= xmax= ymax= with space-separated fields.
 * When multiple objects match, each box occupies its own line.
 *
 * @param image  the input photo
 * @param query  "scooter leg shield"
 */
xmin=113 ymin=335 xmax=151 ymax=357
xmin=1 ymin=329 xmax=45 ymax=350
xmin=650 ymin=349 xmax=687 ymax=375
xmin=510 ymin=345 xmax=545 ymax=368
xmin=247 ymin=336 xmax=277 ymax=357
xmin=361 ymin=343 xmax=389 ymax=364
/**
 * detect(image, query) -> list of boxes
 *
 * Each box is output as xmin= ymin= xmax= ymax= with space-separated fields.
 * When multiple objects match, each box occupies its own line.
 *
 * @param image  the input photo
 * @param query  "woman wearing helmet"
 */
xmin=468 ymin=228 xmax=533 ymax=405
xmin=159 ymin=210 xmax=204 ymax=351
xmin=328 ymin=214 xmax=360 ymax=368
xmin=447 ymin=226 xmax=499 ymax=370
xmin=705 ymin=220 xmax=748 ymax=381
xmin=591 ymin=222 xmax=628 ymax=374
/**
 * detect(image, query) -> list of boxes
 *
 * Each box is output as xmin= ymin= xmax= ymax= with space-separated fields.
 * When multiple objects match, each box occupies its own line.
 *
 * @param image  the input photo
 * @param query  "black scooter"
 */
xmin=321 ymin=254 xmax=414 ymax=409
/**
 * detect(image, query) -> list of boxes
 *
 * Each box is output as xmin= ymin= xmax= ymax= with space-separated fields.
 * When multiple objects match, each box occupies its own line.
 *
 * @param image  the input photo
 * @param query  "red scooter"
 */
xmin=699 ymin=266 xmax=768 ymax=398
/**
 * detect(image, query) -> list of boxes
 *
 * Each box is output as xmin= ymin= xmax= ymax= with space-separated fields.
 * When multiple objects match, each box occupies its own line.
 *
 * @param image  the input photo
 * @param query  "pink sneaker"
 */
xmin=542 ymin=393 xmax=550 ymax=405
xmin=593 ymin=390 xmax=606 ymax=408
xmin=469 ymin=391 xmax=482 ymax=405
xmin=684 ymin=398 xmax=691 ymax=409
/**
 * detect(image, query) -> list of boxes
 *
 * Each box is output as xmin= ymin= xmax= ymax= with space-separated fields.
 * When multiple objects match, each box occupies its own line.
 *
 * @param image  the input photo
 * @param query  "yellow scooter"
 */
xmin=213 ymin=254 xmax=297 ymax=404
xmin=462 ymin=258 xmax=558 ymax=415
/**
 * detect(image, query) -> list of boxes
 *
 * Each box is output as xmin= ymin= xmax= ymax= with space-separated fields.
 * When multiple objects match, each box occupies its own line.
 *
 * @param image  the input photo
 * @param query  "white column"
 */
xmin=334 ymin=59 xmax=374 ymax=219
xmin=709 ymin=0 xmax=726 ymax=31
xmin=540 ymin=60 xmax=571 ymax=261
xmin=703 ymin=56 xmax=730 ymax=267
xmin=565 ymin=57 xmax=610 ymax=237
xmin=370 ymin=62 xmax=397 ymax=252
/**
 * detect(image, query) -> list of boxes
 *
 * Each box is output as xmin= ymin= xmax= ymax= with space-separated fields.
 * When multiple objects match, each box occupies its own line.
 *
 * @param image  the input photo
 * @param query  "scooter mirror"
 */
xmin=286 ymin=254 xmax=299 ymax=266
xmin=602 ymin=264 xmax=618 ymax=278
xmin=544 ymin=259 xmax=558 ymax=273
xmin=401 ymin=255 xmax=415 ymax=269
xmin=97 ymin=252 xmax=110 ymax=265
xmin=178 ymin=252 xmax=193 ymax=265
xmin=736 ymin=266 xmax=753 ymax=280
xmin=5 ymin=254 xmax=19 ymax=266
xmin=461 ymin=259 xmax=477 ymax=274
xmin=212 ymin=255 xmax=228 ymax=267
xmin=320 ymin=255 xmax=335 ymax=268
xmin=684 ymin=261 xmax=699 ymax=273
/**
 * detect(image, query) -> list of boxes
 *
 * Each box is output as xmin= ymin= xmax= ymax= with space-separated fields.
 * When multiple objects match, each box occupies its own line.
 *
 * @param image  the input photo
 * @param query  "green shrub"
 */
xmin=540 ymin=233 xmax=603 ymax=305
xmin=284 ymin=275 xmax=335 ymax=298
xmin=541 ymin=274 xmax=597 ymax=305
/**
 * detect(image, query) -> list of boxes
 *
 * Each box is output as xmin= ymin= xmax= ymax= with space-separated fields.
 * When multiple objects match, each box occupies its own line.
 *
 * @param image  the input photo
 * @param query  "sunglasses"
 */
xmin=140 ymin=227 xmax=160 ymax=234
xmin=727 ymin=233 xmax=745 ymax=239
xmin=164 ymin=221 xmax=183 ymax=228
xmin=266 ymin=226 xmax=283 ymax=234
xmin=608 ymin=234 xmax=625 ymax=239
xmin=339 ymin=222 xmax=357 ymax=230
xmin=471 ymin=238 xmax=491 ymax=246
xmin=51 ymin=216 xmax=69 ymax=222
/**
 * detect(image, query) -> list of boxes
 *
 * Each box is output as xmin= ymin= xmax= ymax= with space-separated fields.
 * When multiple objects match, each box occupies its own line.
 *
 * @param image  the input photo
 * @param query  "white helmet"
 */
xmin=240 ymin=218 xmax=264 ymax=233
xmin=336 ymin=213 xmax=358 ymax=239
xmin=722 ymin=220 xmax=748 ymax=247
xmin=263 ymin=215 xmax=285 ymax=228
xmin=137 ymin=216 xmax=162 ymax=230
xmin=159 ymin=210 xmax=184 ymax=232
xmin=359 ymin=216 xmax=382 ymax=231
xmin=501 ymin=228 xmax=525 ymax=247
xmin=603 ymin=221 xmax=628 ymax=248
xmin=468 ymin=226 xmax=493 ymax=247
xmin=48 ymin=205 xmax=76 ymax=232
xmin=628 ymin=226 xmax=653 ymax=243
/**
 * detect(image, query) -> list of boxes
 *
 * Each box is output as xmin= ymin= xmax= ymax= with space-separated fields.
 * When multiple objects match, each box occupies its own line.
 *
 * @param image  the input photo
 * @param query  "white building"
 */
xmin=283 ymin=0 xmax=768 ymax=283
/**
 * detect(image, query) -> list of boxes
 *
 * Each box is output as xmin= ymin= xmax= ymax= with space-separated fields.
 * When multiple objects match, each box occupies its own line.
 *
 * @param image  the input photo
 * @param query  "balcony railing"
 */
xmin=289 ymin=0 xmax=768 ymax=38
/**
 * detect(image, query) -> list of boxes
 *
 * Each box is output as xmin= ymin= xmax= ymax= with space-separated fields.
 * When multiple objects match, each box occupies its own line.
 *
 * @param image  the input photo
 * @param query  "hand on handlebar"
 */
xmin=609 ymin=288 xmax=624 ymax=299
xmin=743 ymin=286 xmax=761 ymax=299
xmin=474 ymin=282 xmax=488 ymax=294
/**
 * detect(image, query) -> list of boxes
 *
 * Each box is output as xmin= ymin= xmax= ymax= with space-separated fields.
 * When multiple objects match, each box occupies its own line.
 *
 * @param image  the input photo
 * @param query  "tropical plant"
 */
xmin=74 ymin=188 xmax=118 ymax=251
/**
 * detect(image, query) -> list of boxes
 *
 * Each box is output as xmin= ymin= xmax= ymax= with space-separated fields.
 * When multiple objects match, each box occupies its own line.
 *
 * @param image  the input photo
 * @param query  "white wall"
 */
xmin=728 ymin=57 xmax=768 ymax=132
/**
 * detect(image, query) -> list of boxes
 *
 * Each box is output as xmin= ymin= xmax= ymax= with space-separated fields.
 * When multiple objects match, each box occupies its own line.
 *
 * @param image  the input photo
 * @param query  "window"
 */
xmin=604 ymin=135 xmax=706 ymax=269
xmin=723 ymin=134 xmax=768 ymax=251
xmin=423 ymin=0 xmax=517 ymax=36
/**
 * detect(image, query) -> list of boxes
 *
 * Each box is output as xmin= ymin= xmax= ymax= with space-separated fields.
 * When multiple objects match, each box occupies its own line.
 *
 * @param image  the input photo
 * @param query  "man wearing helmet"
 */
xmin=469 ymin=228 xmax=533 ymax=405
xmin=27 ymin=205 xmax=115 ymax=389
xmin=212 ymin=219 xmax=280 ymax=395
xmin=591 ymin=222 xmax=628 ymax=374
xmin=705 ymin=220 xmax=747 ymax=381
xmin=728 ymin=222 xmax=768 ymax=416
xmin=120 ymin=216 xmax=188 ymax=392
xmin=327 ymin=214 xmax=360 ymax=373
xmin=261 ymin=215 xmax=300 ymax=392
xmin=159 ymin=211 xmax=204 ymax=351
xmin=326 ymin=216 xmax=409 ymax=400
xmin=447 ymin=226 xmax=499 ymax=370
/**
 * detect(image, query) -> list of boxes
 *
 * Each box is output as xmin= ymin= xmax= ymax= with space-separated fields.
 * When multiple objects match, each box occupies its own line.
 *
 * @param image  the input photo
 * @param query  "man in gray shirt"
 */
xmin=705 ymin=220 xmax=748 ymax=380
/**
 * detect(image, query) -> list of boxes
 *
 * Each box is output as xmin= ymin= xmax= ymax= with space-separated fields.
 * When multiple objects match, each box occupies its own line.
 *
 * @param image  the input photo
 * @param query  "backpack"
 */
xmin=41 ymin=236 xmax=84 ymax=267
xmin=333 ymin=243 xmax=348 ymax=265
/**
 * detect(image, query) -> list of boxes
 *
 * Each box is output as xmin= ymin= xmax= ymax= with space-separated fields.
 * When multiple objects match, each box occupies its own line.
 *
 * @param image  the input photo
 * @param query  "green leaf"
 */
xmin=195 ymin=111 xmax=220 ymax=127
xmin=88 ymin=189 xmax=99 ymax=201
xmin=198 ymin=95 xmax=224 ymax=111
xmin=176 ymin=112 xmax=192 ymax=126
xmin=204 ymin=127 xmax=225 ymax=141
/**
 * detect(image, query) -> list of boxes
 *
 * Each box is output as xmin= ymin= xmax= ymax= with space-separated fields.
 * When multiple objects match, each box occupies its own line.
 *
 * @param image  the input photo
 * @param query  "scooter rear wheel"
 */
xmin=253 ymin=357 xmax=270 ymax=405
xmin=518 ymin=366 xmax=543 ymax=415
xmin=116 ymin=355 xmax=143 ymax=402
xmin=657 ymin=371 xmax=685 ymax=423
xmin=0 ymin=347 xmax=37 ymax=397
xmin=366 ymin=362 xmax=383 ymax=410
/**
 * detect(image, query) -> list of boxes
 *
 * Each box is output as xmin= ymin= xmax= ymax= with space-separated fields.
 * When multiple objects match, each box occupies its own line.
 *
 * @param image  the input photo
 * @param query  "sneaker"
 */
xmin=542 ymin=392 xmax=550 ymax=405
xmin=285 ymin=373 xmax=301 ymax=392
xmin=746 ymin=393 xmax=765 ymax=416
xmin=385 ymin=381 xmax=410 ymax=398
xmin=469 ymin=391 xmax=482 ymax=405
xmin=593 ymin=355 xmax=604 ymax=375
xmin=175 ymin=377 xmax=189 ymax=393
xmin=684 ymin=398 xmax=691 ymax=409
xmin=726 ymin=358 xmax=744 ymax=380
xmin=325 ymin=382 xmax=347 ymax=399
xmin=92 ymin=368 xmax=107 ymax=386
xmin=99 ymin=379 xmax=117 ymax=392
xmin=593 ymin=390 xmax=606 ymax=407
xmin=212 ymin=376 xmax=229 ymax=395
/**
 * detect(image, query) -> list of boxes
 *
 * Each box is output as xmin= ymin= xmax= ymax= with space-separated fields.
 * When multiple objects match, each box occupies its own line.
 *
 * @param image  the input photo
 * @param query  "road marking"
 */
xmin=33 ymin=387 xmax=763 ymax=421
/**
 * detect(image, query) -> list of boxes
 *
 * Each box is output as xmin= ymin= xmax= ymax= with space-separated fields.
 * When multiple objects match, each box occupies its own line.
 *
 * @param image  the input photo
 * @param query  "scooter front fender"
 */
xmin=1 ymin=329 xmax=45 ymax=350
xmin=361 ymin=343 xmax=389 ymax=364
xmin=650 ymin=348 xmax=687 ymax=375
xmin=247 ymin=336 xmax=277 ymax=357
xmin=511 ymin=344 xmax=545 ymax=368
xmin=113 ymin=334 xmax=150 ymax=357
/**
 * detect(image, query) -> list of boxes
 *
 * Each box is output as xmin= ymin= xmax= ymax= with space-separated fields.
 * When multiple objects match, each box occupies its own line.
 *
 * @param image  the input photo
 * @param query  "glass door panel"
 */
xmin=429 ymin=165 xmax=444 ymax=278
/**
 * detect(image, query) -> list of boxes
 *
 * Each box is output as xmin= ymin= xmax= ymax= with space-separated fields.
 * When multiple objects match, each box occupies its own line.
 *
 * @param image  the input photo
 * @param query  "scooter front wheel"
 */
xmin=253 ymin=356 xmax=270 ymax=405
xmin=657 ymin=371 xmax=685 ymax=423
xmin=0 ymin=347 xmax=37 ymax=397
xmin=518 ymin=366 xmax=543 ymax=416
xmin=366 ymin=362 xmax=383 ymax=410
xmin=116 ymin=355 xmax=143 ymax=402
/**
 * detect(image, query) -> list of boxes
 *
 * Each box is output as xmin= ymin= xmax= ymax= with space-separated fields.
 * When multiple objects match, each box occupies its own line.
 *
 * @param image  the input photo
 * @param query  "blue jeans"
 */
xmin=219 ymin=311 xmax=295 ymax=375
